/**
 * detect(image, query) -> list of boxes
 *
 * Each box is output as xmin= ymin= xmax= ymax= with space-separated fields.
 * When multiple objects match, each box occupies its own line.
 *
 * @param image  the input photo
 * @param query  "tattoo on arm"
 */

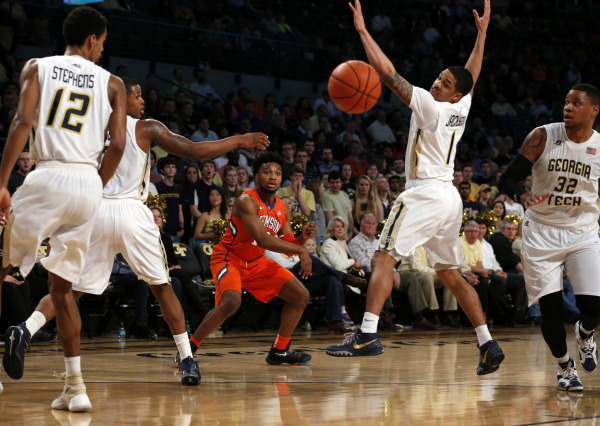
xmin=519 ymin=127 xmax=547 ymax=163
xmin=145 ymin=120 xmax=194 ymax=159
xmin=381 ymin=72 xmax=413 ymax=105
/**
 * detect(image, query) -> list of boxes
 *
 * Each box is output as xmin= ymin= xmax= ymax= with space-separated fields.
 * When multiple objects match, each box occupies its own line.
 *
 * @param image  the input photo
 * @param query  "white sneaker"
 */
xmin=575 ymin=321 xmax=597 ymax=373
xmin=51 ymin=373 xmax=92 ymax=412
xmin=557 ymin=358 xmax=583 ymax=392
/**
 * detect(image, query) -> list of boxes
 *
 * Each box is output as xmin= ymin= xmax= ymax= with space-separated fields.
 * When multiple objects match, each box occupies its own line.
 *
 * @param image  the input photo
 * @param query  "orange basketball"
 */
xmin=328 ymin=60 xmax=381 ymax=114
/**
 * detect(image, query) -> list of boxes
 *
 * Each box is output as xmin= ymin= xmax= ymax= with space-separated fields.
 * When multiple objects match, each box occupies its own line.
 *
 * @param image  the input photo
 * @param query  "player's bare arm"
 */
xmin=464 ymin=0 xmax=490 ymax=94
xmin=0 ymin=59 xmax=39 ymax=214
xmin=236 ymin=195 xmax=312 ymax=277
xmin=498 ymin=127 xmax=549 ymax=206
xmin=520 ymin=127 xmax=547 ymax=164
xmin=349 ymin=0 xmax=413 ymax=105
xmin=279 ymin=205 xmax=316 ymax=246
xmin=99 ymin=75 xmax=127 ymax=187
xmin=140 ymin=119 xmax=269 ymax=162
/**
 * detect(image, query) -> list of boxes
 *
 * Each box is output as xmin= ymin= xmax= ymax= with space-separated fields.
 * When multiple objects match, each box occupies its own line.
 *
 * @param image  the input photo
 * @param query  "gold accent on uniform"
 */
xmin=139 ymin=153 xmax=151 ymax=200
xmin=409 ymin=129 xmax=423 ymax=180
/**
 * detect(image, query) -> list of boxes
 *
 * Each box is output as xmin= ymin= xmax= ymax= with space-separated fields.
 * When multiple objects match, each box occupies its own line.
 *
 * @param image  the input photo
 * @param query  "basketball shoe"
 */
xmin=325 ymin=329 xmax=384 ymax=357
xmin=575 ymin=321 xmax=597 ymax=373
xmin=3 ymin=322 xmax=31 ymax=379
xmin=266 ymin=345 xmax=312 ymax=365
xmin=180 ymin=356 xmax=201 ymax=385
xmin=51 ymin=373 xmax=92 ymax=412
xmin=476 ymin=340 xmax=505 ymax=375
xmin=557 ymin=358 xmax=583 ymax=392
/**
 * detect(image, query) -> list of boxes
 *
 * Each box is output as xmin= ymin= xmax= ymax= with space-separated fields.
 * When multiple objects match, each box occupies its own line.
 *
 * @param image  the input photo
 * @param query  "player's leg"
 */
xmin=565 ymin=239 xmax=600 ymax=374
xmin=265 ymin=275 xmax=312 ymax=365
xmin=436 ymin=269 xmax=486 ymax=327
xmin=276 ymin=277 xmax=310 ymax=337
xmin=191 ymin=289 xmax=242 ymax=343
xmin=539 ymin=291 xmax=582 ymax=391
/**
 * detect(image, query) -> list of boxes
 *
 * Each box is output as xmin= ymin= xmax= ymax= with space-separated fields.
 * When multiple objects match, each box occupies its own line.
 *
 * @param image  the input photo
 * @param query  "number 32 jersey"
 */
xmin=32 ymin=55 xmax=112 ymax=167
xmin=528 ymin=122 xmax=600 ymax=230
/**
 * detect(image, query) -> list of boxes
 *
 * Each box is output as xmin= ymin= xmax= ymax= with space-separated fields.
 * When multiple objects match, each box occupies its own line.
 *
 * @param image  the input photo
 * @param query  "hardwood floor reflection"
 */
xmin=1 ymin=326 xmax=600 ymax=425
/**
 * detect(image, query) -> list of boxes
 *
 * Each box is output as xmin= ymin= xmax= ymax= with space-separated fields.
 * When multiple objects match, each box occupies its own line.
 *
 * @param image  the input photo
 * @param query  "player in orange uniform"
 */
xmin=187 ymin=152 xmax=315 ymax=365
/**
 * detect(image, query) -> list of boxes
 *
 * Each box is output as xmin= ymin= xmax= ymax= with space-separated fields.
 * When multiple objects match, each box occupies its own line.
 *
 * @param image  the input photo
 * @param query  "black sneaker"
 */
xmin=31 ymin=330 xmax=59 ymax=343
xmin=180 ymin=356 xmax=201 ymax=385
xmin=266 ymin=346 xmax=312 ymax=365
xmin=3 ymin=322 xmax=31 ymax=380
xmin=477 ymin=340 xmax=505 ymax=375
xmin=325 ymin=329 xmax=384 ymax=357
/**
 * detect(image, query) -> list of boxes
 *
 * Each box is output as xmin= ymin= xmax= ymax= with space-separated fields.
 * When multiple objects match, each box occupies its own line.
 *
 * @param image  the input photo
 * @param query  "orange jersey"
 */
xmin=216 ymin=188 xmax=286 ymax=262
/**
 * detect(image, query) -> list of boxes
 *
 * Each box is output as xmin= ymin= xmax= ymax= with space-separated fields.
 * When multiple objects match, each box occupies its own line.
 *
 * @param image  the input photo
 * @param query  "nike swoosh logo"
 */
xmin=482 ymin=348 xmax=489 ymax=363
xmin=353 ymin=340 xmax=377 ymax=350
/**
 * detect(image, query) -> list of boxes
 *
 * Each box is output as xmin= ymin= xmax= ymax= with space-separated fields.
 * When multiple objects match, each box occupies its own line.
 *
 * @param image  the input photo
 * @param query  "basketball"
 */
xmin=328 ymin=60 xmax=381 ymax=114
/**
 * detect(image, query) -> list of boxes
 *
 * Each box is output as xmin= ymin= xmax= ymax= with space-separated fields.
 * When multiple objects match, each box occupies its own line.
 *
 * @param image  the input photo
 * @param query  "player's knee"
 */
xmin=219 ymin=292 xmax=242 ymax=316
xmin=298 ymin=285 xmax=310 ymax=307
xmin=371 ymin=251 xmax=397 ymax=270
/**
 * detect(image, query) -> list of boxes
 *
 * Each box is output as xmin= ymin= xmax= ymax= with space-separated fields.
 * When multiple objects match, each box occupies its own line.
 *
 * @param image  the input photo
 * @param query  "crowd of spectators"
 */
xmin=1 ymin=0 xmax=598 ymax=333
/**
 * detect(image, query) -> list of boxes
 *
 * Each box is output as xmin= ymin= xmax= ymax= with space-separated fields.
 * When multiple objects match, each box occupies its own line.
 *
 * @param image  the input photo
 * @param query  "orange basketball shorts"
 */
xmin=210 ymin=250 xmax=294 ymax=307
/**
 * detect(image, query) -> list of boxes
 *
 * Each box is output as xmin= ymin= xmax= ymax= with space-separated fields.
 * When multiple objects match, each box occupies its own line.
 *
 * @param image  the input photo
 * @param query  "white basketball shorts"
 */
xmin=73 ymin=198 xmax=170 ymax=295
xmin=521 ymin=214 xmax=600 ymax=305
xmin=378 ymin=179 xmax=462 ymax=270
xmin=3 ymin=162 xmax=102 ymax=283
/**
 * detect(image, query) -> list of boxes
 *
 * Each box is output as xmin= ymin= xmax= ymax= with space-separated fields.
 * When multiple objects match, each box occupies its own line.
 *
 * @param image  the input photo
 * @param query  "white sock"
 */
xmin=25 ymin=311 xmax=47 ymax=336
xmin=475 ymin=325 xmax=492 ymax=346
xmin=579 ymin=323 xmax=593 ymax=336
xmin=556 ymin=354 xmax=570 ymax=365
xmin=174 ymin=332 xmax=193 ymax=359
xmin=361 ymin=312 xmax=379 ymax=334
xmin=65 ymin=356 xmax=81 ymax=376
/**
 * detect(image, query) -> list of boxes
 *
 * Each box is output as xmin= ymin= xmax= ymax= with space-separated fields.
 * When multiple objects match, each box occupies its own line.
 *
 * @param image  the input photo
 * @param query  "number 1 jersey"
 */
xmin=32 ymin=55 xmax=112 ymax=167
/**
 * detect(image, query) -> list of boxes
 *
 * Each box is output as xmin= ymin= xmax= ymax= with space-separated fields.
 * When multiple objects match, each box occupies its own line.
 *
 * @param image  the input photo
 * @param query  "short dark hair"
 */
xmin=570 ymin=83 xmax=600 ymax=106
xmin=290 ymin=165 xmax=304 ymax=176
xmin=474 ymin=218 xmax=486 ymax=226
xmin=157 ymin=156 xmax=176 ymax=171
xmin=459 ymin=181 xmax=471 ymax=189
xmin=328 ymin=170 xmax=341 ymax=181
xmin=121 ymin=77 xmax=138 ymax=94
xmin=447 ymin=66 xmax=473 ymax=97
xmin=252 ymin=152 xmax=285 ymax=176
xmin=388 ymin=175 xmax=401 ymax=183
xmin=63 ymin=6 xmax=107 ymax=47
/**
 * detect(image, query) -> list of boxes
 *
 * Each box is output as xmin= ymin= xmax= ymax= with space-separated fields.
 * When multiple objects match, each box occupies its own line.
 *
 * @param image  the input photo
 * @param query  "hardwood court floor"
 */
xmin=1 ymin=325 xmax=600 ymax=425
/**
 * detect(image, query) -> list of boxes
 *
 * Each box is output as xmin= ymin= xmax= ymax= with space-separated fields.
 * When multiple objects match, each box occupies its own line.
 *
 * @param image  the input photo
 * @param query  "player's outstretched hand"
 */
xmin=239 ymin=132 xmax=270 ymax=149
xmin=297 ymin=248 xmax=312 ymax=280
xmin=523 ymin=192 xmax=551 ymax=209
xmin=0 ymin=187 xmax=10 ymax=227
xmin=301 ymin=221 xmax=316 ymax=240
xmin=348 ymin=0 xmax=366 ymax=33
xmin=473 ymin=0 xmax=491 ymax=34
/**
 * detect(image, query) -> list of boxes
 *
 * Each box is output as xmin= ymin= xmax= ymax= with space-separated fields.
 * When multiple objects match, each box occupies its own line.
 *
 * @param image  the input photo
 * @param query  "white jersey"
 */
xmin=406 ymin=87 xmax=471 ymax=182
xmin=103 ymin=116 xmax=150 ymax=201
xmin=527 ymin=122 xmax=600 ymax=230
xmin=33 ymin=55 xmax=112 ymax=167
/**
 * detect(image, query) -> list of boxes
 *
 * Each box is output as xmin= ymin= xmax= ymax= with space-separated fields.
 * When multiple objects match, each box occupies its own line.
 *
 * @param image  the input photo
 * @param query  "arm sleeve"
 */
xmin=498 ymin=153 xmax=533 ymax=202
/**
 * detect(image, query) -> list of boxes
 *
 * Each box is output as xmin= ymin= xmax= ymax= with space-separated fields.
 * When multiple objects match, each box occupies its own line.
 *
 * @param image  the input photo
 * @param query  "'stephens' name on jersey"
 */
xmin=547 ymin=158 xmax=591 ymax=179
xmin=52 ymin=66 xmax=95 ymax=89
xmin=260 ymin=214 xmax=281 ymax=234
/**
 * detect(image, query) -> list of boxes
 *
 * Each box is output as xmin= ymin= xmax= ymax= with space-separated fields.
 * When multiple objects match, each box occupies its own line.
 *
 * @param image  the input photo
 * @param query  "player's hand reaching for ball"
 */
xmin=348 ymin=0 xmax=366 ymax=33
xmin=301 ymin=221 xmax=316 ymax=240
xmin=298 ymin=248 xmax=312 ymax=280
xmin=239 ymin=132 xmax=270 ymax=149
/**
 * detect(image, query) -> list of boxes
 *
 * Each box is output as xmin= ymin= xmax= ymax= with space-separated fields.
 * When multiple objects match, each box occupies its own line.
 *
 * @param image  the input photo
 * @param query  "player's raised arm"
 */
xmin=140 ymin=119 xmax=269 ymax=161
xmin=498 ymin=127 xmax=549 ymax=206
xmin=464 ymin=0 xmax=491 ymax=95
xmin=99 ymin=75 xmax=127 ymax=187
xmin=349 ymin=0 xmax=412 ymax=106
